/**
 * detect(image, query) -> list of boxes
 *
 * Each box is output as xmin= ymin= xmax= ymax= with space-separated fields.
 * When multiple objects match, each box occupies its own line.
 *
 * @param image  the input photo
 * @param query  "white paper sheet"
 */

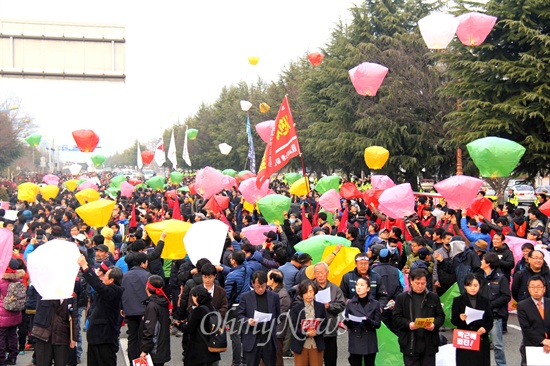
xmin=315 ymin=287 xmax=331 ymax=303
xmin=526 ymin=346 xmax=550 ymax=366
xmin=253 ymin=310 xmax=272 ymax=323
xmin=348 ymin=313 xmax=366 ymax=322
xmin=465 ymin=306 xmax=484 ymax=325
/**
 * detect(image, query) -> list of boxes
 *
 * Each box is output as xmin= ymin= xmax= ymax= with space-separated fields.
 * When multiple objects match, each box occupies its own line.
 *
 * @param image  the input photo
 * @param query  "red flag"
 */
xmin=256 ymin=96 xmax=301 ymax=188
xmin=338 ymin=207 xmax=349 ymax=233
xmin=129 ymin=204 xmax=137 ymax=228
xmin=312 ymin=203 xmax=320 ymax=227
xmin=301 ymin=205 xmax=312 ymax=240
xmin=172 ymin=197 xmax=182 ymax=220
xmin=206 ymin=196 xmax=231 ymax=227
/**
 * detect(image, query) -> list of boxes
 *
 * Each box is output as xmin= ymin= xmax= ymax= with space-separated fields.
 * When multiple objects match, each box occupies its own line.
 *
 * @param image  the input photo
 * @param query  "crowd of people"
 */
xmin=0 ymin=171 xmax=549 ymax=366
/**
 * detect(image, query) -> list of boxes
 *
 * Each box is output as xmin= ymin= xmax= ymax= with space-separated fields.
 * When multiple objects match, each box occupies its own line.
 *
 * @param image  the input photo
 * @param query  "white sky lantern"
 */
xmin=418 ymin=13 xmax=459 ymax=49
xmin=240 ymin=100 xmax=253 ymax=111
xmin=219 ymin=143 xmax=232 ymax=155
xmin=69 ymin=163 xmax=82 ymax=175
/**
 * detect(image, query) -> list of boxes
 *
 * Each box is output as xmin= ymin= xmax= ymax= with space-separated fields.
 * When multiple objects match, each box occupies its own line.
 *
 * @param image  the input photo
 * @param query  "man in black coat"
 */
xmin=517 ymin=275 xmax=550 ymax=366
xmin=393 ymin=268 xmax=445 ymax=366
xmin=77 ymin=254 xmax=123 ymax=366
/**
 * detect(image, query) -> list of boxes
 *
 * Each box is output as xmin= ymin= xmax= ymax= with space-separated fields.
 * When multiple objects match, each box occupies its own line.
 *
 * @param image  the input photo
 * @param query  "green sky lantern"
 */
xmin=110 ymin=175 xmax=126 ymax=188
xmin=178 ymin=186 xmax=190 ymax=192
xmin=257 ymin=194 xmax=291 ymax=225
xmin=222 ymin=169 xmax=237 ymax=177
xmin=170 ymin=171 xmax=184 ymax=184
xmin=187 ymin=128 xmax=199 ymax=140
xmin=90 ymin=154 xmax=106 ymax=167
xmin=25 ymin=134 xmax=42 ymax=147
xmin=466 ymin=136 xmax=526 ymax=177
xmin=146 ymin=176 xmax=165 ymax=191
xmin=284 ymin=172 xmax=302 ymax=186
xmin=294 ymin=235 xmax=351 ymax=264
xmin=315 ymin=176 xmax=340 ymax=195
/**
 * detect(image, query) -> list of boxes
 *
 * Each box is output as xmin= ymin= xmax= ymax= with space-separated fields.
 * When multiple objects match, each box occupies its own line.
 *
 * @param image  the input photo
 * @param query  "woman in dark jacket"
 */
xmin=451 ymin=273 xmax=493 ymax=366
xmin=176 ymin=285 xmax=220 ymax=366
xmin=343 ymin=277 xmax=381 ymax=366
xmin=139 ymin=275 xmax=171 ymax=366
xmin=290 ymin=279 xmax=327 ymax=366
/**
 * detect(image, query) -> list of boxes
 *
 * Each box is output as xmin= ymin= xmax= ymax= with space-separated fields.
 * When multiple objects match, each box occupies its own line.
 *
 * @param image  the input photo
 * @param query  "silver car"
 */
xmin=506 ymin=185 xmax=535 ymax=204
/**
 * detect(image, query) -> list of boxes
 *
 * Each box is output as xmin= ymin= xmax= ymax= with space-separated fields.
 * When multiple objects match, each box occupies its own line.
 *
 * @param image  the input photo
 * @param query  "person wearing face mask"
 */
xmin=386 ymin=237 xmax=403 ymax=269
xmin=433 ymin=233 xmax=457 ymax=297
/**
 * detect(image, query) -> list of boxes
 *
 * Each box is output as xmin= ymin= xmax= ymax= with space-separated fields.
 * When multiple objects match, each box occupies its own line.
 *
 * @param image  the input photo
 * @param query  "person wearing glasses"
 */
xmin=512 ymin=250 xmax=550 ymax=302
xmin=517 ymin=275 xmax=550 ymax=366
xmin=237 ymin=271 xmax=281 ymax=366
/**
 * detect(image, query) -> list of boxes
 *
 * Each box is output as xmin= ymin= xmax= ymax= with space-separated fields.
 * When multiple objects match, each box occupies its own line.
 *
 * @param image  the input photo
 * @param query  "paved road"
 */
xmin=18 ymin=312 xmax=523 ymax=365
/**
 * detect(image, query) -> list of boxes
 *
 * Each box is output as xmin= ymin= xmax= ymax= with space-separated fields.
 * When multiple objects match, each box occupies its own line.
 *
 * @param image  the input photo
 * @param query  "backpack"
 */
xmin=357 ymin=221 xmax=369 ymax=243
xmin=514 ymin=221 xmax=526 ymax=238
xmin=206 ymin=313 xmax=227 ymax=352
xmin=2 ymin=282 xmax=27 ymax=312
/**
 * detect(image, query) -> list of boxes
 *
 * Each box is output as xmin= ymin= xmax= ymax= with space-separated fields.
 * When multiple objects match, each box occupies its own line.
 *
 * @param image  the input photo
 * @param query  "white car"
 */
xmin=506 ymin=185 xmax=535 ymax=204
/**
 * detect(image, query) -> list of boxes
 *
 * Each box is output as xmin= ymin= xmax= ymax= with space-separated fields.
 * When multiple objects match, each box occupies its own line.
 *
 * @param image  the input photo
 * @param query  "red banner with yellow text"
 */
xmin=256 ymin=96 xmax=301 ymax=188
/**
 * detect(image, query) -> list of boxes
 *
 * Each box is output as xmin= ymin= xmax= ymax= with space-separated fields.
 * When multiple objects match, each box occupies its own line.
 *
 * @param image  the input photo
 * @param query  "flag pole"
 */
xmin=299 ymin=153 xmax=310 ymax=194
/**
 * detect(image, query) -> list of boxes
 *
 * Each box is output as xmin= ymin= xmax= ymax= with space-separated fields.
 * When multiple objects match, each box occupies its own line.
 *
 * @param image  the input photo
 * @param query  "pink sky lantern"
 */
xmin=120 ymin=181 xmax=134 ymax=198
xmin=195 ymin=167 xmax=226 ymax=199
xmin=256 ymin=120 xmax=275 ymax=143
xmin=0 ymin=229 xmax=14 ymax=276
xmin=220 ymin=175 xmax=237 ymax=191
xmin=466 ymin=196 xmax=493 ymax=219
xmin=42 ymin=174 xmax=59 ymax=186
xmin=319 ymin=189 xmax=341 ymax=212
xmin=418 ymin=13 xmax=459 ymax=49
xmin=378 ymin=183 xmax=415 ymax=219
xmin=239 ymin=177 xmax=269 ymax=204
xmin=307 ymin=52 xmax=325 ymax=66
xmin=371 ymin=175 xmax=395 ymax=191
xmin=77 ymin=180 xmax=98 ymax=191
xmin=505 ymin=236 xmax=539 ymax=263
xmin=456 ymin=12 xmax=497 ymax=46
xmin=349 ymin=62 xmax=389 ymax=96
xmin=434 ymin=176 xmax=483 ymax=209
xmin=242 ymin=225 xmax=277 ymax=245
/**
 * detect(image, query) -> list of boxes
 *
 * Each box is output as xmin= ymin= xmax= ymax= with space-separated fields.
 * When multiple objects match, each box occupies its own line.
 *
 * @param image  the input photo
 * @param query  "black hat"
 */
xmin=94 ymin=244 xmax=109 ymax=253
xmin=8 ymin=258 xmax=19 ymax=271
xmin=263 ymin=231 xmax=277 ymax=241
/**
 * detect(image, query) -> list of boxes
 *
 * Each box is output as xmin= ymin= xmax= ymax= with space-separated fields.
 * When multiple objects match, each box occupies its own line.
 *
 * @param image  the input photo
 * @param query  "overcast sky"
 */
xmin=0 ymin=0 xmax=358 ymax=157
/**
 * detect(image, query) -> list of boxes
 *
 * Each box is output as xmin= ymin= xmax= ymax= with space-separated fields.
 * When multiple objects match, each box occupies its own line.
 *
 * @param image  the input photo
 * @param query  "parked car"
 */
xmin=535 ymin=186 xmax=550 ymax=195
xmin=505 ymin=185 xmax=535 ymax=204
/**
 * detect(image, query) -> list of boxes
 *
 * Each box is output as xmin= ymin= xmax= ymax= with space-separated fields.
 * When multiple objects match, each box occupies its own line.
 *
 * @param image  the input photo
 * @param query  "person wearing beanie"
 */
xmin=410 ymin=248 xmax=433 ymax=291
xmin=0 ymin=259 xmax=25 ymax=365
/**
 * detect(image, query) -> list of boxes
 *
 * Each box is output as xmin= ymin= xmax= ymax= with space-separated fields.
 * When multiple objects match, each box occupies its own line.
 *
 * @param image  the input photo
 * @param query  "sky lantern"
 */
xmin=146 ymin=220 xmax=192 ymax=260
xmin=218 ymin=143 xmax=232 ymax=155
xmin=319 ymin=189 xmax=341 ymax=212
xmin=378 ymin=183 xmax=415 ymax=219
xmin=255 ymin=120 xmax=275 ymax=143
xmin=284 ymin=172 xmax=302 ymax=186
xmin=75 ymin=199 xmax=116 ymax=227
xmin=170 ymin=171 xmax=184 ymax=184
xmin=456 ymin=12 xmax=497 ymax=46
xmin=42 ymin=174 xmax=59 ymax=186
xmin=349 ymin=62 xmax=389 ymax=96
xmin=146 ymin=176 xmax=165 ymax=191
xmin=68 ymin=164 xmax=82 ymax=176
xmin=242 ymin=225 xmax=277 ymax=245
xmin=184 ymin=220 xmax=228 ymax=265
xmin=364 ymin=146 xmax=390 ymax=169
xmin=323 ymin=245 xmax=359 ymax=287
xmin=195 ymin=167 xmax=226 ymax=198
xmin=75 ymin=188 xmax=100 ymax=205
xmin=259 ymin=102 xmax=270 ymax=113
xmin=90 ymin=154 xmax=106 ymax=167
xmin=295 ymin=235 xmax=351 ymax=264
xmin=239 ymin=177 xmax=269 ymax=204
xmin=40 ymin=185 xmax=59 ymax=200
xmin=248 ymin=56 xmax=260 ymax=65
xmin=222 ymin=169 xmax=236 ymax=177
xmin=18 ymin=182 xmax=40 ymax=202
xmin=25 ymin=134 xmax=42 ymax=147
xmin=340 ymin=182 xmax=362 ymax=200
xmin=240 ymin=100 xmax=253 ymax=112
xmin=307 ymin=52 xmax=325 ymax=66
xmin=418 ymin=13 xmax=459 ymax=49
xmin=120 ymin=181 xmax=134 ymax=198
xmin=64 ymin=179 xmax=79 ymax=192
xmin=315 ymin=175 xmax=340 ymax=195
xmin=434 ymin=176 xmax=483 ymax=209
xmin=141 ymin=151 xmax=155 ymax=165
xmin=289 ymin=177 xmax=309 ymax=196
xmin=371 ymin=175 xmax=395 ymax=190
xmin=72 ymin=129 xmax=99 ymax=152
xmin=186 ymin=128 xmax=199 ymax=140
xmin=257 ymin=194 xmax=291 ymax=224
xmin=27 ymin=239 xmax=80 ymax=300
xmin=466 ymin=136 xmax=526 ymax=177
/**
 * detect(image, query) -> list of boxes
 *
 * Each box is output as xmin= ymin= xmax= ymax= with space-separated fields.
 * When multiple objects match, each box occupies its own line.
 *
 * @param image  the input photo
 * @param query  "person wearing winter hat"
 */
xmin=472 ymin=239 xmax=489 ymax=255
xmin=0 ymin=259 xmax=26 ymax=365
xmin=100 ymin=227 xmax=115 ymax=254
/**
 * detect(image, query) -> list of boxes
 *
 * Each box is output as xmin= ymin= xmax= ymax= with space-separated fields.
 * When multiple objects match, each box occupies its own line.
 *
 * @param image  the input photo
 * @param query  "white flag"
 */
xmin=167 ymin=130 xmax=178 ymax=169
xmin=136 ymin=142 xmax=143 ymax=169
xmin=182 ymin=126 xmax=191 ymax=166
xmin=154 ymin=137 xmax=166 ymax=166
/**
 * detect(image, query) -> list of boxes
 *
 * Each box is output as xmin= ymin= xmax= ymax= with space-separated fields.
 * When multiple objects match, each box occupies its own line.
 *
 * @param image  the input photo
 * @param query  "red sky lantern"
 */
xmin=307 ymin=52 xmax=325 ymax=66
xmin=72 ymin=129 xmax=100 ymax=152
xmin=456 ymin=12 xmax=497 ymax=46
xmin=349 ymin=62 xmax=389 ymax=96
xmin=141 ymin=151 xmax=155 ymax=165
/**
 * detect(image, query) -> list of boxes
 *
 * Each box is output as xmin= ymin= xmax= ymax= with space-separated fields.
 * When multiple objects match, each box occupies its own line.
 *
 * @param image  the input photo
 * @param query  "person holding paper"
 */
xmin=289 ymin=279 xmax=327 ymax=366
xmin=517 ymin=275 xmax=550 ymax=366
xmin=451 ymin=273 xmax=493 ymax=365
xmin=311 ymin=262 xmax=345 ymax=366
xmin=393 ymin=268 xmax=445 ymax=366
xmin=343 ymin=277 xmax=381 ymax=366
xmin=237 ymin=271 xmax=280 ymax=366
